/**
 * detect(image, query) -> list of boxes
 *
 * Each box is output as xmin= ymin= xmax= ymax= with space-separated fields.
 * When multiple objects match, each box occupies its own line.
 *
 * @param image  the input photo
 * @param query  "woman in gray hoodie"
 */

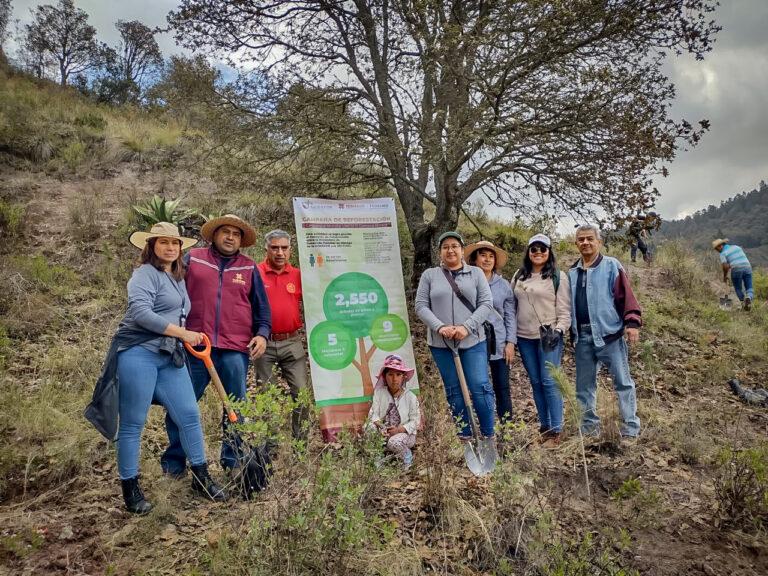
xmin=415 ymin=231 xmax=496 ymax=438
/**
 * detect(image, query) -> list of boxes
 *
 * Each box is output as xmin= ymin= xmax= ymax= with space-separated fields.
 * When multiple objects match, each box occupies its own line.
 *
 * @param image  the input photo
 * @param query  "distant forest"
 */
xmin=658 ymin=180 xmax=768 ymax=268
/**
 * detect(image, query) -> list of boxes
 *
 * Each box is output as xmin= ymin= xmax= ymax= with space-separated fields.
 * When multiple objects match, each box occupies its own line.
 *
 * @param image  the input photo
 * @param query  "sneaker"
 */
xmin=542 ymin=433 xmax=562 ymax=449
xmin=744 ymin=297 xmax=752 ymax=311
xmin=620 ymin=435 xmax=638 ymax=448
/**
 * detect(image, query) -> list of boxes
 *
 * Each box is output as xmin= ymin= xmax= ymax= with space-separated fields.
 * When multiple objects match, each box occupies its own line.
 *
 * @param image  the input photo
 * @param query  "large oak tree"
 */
xmin=169 ymin=1 xmax=718 ymax=283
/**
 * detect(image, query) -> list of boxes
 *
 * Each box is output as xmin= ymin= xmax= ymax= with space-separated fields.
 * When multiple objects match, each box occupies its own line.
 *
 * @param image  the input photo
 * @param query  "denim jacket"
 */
xmin=568 ymin=254 xmax=641 ymax=347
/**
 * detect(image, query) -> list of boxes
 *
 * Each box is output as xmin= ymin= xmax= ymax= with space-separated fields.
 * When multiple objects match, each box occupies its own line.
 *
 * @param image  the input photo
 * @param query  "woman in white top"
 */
xmin=366 ymin=354 xmax=420 ymax=467
xmin=513 ymin=234 xmax=571 ymax=447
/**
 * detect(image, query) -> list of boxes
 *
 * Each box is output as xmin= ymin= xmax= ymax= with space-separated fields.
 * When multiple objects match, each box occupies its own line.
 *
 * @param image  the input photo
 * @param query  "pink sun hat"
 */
xmin=374 ymin=354 xmax=416 ymax=388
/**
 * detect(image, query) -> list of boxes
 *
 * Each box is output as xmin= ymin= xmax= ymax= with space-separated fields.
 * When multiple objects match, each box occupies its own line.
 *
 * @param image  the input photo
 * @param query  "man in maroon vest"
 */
xmin=161 ymin=214 xmax=271 ymax=476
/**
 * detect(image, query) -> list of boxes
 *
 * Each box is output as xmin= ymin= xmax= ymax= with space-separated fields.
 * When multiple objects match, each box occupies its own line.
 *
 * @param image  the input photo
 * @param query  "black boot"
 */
xmin=190 ymin=463 xmax=227 ymax=501
xmin=121 ymin=476 xmax=152 ymax=515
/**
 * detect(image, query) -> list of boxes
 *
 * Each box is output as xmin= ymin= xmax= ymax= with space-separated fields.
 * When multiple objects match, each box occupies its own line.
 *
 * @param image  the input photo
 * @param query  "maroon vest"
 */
xmin=185 ymin=247 xmax=255 ymax=353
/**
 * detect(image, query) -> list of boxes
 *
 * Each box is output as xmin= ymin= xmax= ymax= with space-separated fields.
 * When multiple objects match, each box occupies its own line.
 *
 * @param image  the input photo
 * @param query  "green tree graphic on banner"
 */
xmin=309 ymin=272 xmax=408 ymax=396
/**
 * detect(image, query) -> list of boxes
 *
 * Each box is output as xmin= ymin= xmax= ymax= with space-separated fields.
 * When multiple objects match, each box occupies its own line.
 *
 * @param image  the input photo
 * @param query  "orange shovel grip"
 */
xmin=184 ymin=333 xmax=213 ymax=369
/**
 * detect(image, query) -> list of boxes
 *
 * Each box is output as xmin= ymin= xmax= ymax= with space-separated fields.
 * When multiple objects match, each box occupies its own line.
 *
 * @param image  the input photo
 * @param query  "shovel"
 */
xmin=444 ymin=338 xmax=497 ymax=476
xmin=184 ymin=334 xmax=272 ymax=497
xmin=184 ymin=334 xmax=239 ymax=425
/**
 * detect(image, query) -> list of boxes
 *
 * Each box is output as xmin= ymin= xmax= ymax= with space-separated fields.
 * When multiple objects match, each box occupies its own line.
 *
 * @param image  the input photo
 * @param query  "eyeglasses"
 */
xmin=529 ymin=245 xmax=549 ymax=254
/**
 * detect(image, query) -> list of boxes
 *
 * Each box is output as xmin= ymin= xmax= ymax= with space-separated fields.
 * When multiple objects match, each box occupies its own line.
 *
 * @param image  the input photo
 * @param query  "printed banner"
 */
xmin=293 ymin=197 xmax=419 ymax=439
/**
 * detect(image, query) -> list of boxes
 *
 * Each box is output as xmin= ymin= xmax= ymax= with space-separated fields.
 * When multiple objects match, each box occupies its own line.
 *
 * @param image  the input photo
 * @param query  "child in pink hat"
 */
xmin=366 ymin=354 xmax=421 ymax=468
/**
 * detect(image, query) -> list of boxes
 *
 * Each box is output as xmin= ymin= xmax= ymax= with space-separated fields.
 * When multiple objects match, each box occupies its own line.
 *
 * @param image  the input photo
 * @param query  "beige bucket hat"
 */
xmin=711 ymin=238 xmax=729 ymax=249
xmin=200 ymin=214 xmax=257 ymax=248
xmin=129 ymin=221 xmax=197 ymax=250
xmin=463 ymin=240 xmax=509 ymax=270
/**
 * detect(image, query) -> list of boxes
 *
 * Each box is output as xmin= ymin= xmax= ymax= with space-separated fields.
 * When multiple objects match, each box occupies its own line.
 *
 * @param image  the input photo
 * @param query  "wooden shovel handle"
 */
xmin=184 ymin=334 xmax=239 ymax=423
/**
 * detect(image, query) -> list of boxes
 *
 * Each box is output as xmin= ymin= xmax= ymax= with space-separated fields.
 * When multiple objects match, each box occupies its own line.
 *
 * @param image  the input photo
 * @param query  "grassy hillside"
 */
xmin=1 ymin=69 xmax=767 ymax=575
xmin=657 ymin=181 xmax=768 ymax=269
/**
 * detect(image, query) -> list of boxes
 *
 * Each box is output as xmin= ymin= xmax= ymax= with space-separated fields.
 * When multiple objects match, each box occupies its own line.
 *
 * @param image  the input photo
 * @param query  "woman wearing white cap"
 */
xmin=512 ymin=234 xmax=571 ymax=447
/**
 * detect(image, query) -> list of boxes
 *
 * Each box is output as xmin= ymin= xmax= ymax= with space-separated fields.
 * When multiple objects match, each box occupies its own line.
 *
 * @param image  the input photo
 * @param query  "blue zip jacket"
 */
xmin=568 ymin=254 xmax=642 ymax=347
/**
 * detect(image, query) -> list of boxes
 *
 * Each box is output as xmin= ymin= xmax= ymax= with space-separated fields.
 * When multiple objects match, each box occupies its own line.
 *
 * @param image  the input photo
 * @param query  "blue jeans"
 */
xmin=517 ymin=337 xmax=564 ymax=433
xmin=430 ymin=342 xmax=496 ymax=437
xmin=731 ymin=268 xmax=754 ymax=301
xmin=161 ymin=349 xmax=249 ymax=473
xmin=575 ymin=332 xmax=641 ymax=437
xmin=489 ymin=358 xmax=513 ymax=422
xmin=117 ymin=345 xmax=206 ymax=480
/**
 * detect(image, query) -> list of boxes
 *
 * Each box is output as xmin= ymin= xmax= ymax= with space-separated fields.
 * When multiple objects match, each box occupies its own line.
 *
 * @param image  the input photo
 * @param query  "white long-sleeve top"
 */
xmin=366 ymin=387 xmax=421 ymax=435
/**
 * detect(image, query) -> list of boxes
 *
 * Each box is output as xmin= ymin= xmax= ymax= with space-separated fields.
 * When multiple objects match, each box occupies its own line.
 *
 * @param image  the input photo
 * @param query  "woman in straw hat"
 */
xmin=465 ymin=240 xmax=517 ymax=423
xmin=91 ymin=222 xmax=227 ymax=514
xmin=366 ymin=354 xmax=421 ymax=468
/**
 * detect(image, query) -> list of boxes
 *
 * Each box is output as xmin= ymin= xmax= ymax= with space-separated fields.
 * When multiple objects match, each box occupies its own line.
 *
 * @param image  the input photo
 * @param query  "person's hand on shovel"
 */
xmin=248 ymin=335 xmax=267 ymax=360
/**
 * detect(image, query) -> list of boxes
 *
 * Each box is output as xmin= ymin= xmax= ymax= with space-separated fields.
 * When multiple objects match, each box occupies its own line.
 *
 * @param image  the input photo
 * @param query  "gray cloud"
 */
xmin=656 ymin=0 xmax=768 ymax=218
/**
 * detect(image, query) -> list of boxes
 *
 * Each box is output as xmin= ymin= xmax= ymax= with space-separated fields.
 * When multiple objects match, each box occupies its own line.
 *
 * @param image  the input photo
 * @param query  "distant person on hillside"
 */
xmin=712 ymin=238 xmax=753 ymax=311
xmin=366 ymin=354 xmax=421 ymax=468
xmin=628 ymin=215 xmax=650 ymax=264
xmin=570 ymin=224 xmax=642 ymax=444
xmin=465 ymin=240 xmax=517 ymax=424
xmin=415 ymin=231 xmax=496 ymax=441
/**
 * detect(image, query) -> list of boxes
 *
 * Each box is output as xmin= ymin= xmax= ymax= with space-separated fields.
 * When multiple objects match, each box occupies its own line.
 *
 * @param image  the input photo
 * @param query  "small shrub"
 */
xmin=74 ymin=112 xmax=106 ymax=131
xmin=9 ymin=254 xmax=80 ymax=297
xmin=58 ymin=139 xmax=87 ymax=170
xmin=132 ymin=194 xmax=192 ymax=226
xmin=714 ymin=444 xmax=768 ymax=531
xmin=0 ymin=200 xmax=25 ymax=238
xmin=68 ymin=192 xmax=105 ymax=241
xmin=753 ymin=269 xmax=768 ymax=301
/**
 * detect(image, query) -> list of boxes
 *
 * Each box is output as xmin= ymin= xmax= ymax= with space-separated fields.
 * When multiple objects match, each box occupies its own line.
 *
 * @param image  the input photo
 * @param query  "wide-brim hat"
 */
xmin=201 ymin=214 xmax=257 ymax=248
xmin=374 ymin=354 xmax=416 ymax=388
xmin=711 ymin=238 xmax=729 ymax=249
xmin=129 ymin=221 xmax=197 ymax=250
xmin=464 ymin=240 xmax=509 ymax=270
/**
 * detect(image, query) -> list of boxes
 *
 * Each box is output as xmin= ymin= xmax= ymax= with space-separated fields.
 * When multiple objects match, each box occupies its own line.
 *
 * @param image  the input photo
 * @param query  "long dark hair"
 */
xmin=140 ymin=237 xmax=186 ymax=281
xmin=519 ymin=244 xmax=557 ymax=281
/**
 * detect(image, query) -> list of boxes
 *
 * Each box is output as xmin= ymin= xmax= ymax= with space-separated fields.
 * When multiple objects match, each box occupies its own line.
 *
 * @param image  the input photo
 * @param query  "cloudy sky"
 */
xmin=9 ymin=1 xmax=768 ymax=221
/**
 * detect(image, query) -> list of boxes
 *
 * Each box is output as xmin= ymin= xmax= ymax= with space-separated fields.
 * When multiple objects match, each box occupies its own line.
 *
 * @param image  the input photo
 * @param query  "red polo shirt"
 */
xmin=257 ymin=260 xmax=303 ymax=334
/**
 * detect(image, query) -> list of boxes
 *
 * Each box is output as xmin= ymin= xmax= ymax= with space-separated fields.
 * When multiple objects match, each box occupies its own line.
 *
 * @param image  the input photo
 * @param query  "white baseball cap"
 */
xmin=527 ymin=233 xmax=551 ymax=248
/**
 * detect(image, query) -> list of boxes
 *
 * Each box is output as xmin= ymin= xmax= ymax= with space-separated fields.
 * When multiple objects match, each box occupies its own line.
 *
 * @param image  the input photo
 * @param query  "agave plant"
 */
xmin=132 ymin=194 xmax=192 ymax=226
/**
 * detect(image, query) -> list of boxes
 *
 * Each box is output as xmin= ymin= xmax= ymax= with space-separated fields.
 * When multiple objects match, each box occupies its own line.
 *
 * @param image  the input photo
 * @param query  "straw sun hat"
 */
xmin=200 ymin=214 xmax=257 ymax=248
xmin=463 ymin=240 xmax=509 ymax=270
xmin=129 ymin=222 xmax=197 ymax=250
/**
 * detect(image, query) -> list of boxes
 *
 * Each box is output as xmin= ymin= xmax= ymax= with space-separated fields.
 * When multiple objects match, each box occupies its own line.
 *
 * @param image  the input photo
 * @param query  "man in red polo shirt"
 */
xmin=256 ymin=229 xmax=309 ymax=440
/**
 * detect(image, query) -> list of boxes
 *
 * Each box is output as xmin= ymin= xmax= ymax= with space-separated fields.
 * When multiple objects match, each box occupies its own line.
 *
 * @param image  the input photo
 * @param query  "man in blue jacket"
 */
xmin=569 ymin=224 xmax=642 ymax=442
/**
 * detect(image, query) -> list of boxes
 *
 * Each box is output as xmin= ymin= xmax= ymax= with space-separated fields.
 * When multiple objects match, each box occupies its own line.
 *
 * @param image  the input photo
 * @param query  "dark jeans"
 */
xmin=161 ymin=349 xmax=249 ymax=474
xmin=489 ymin=358 xmax=513 ymax=422
xmin=731 ymin=268 xmax=754 ymax=302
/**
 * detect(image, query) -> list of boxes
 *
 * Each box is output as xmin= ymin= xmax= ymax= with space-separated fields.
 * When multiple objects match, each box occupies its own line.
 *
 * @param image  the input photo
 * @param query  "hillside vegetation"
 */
xmin=658 ymin=181 xmax=768 ymax=268
xmin=1 ymin=68 xmax=768 ymax=576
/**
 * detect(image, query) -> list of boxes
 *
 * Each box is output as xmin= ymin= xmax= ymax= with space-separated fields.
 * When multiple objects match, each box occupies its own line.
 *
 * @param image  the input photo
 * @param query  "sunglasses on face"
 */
xmin=529 ymin=245 xmax=549 ymax=254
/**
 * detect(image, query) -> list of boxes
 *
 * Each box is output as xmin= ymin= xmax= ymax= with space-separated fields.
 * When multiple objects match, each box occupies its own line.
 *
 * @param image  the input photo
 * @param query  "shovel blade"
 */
xmin=463 ymin=437 xmax=498 ymax=477
xmin=719 ymin=296 xmax=733 ymax=310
